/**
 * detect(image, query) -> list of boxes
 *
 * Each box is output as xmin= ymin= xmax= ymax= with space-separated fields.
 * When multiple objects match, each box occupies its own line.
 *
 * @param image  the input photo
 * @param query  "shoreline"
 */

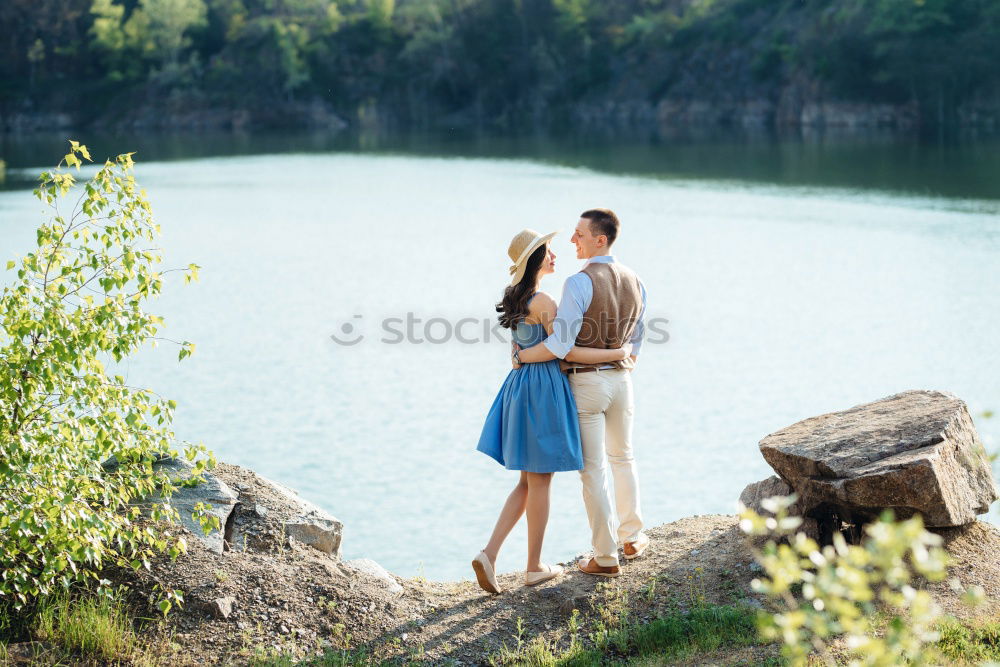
xmin=4 ymin=97 xmax=1000 ymax=137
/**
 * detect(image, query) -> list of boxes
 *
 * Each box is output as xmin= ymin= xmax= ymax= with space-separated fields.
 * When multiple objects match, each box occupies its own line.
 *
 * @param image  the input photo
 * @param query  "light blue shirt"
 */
xmin=542 ymin=255 xmax=647 ymax=360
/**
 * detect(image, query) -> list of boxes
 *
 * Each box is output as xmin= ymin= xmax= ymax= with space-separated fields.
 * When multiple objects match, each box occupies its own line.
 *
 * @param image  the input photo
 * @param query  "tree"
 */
xmin=367 ymin=0 xmax=395 ymax=35
xmin=0 ymin=142 xmax=216 ymax=612
xmin=89 ymin=0 xmax=137 ymax=82
xmin=89 ymin=0 xmax=207 ymax=81
xmin=137 ymin=0 xmax=208 ymax=67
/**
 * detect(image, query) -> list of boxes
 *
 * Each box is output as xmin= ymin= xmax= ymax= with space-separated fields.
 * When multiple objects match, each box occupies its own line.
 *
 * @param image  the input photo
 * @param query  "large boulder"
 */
xmin=147 ymin=458 xmax=239 ymax=555
xmin=759 ymin=390 xmax=998 ymax=527
xmin=104 ymin=456 xmax=344 ymax=558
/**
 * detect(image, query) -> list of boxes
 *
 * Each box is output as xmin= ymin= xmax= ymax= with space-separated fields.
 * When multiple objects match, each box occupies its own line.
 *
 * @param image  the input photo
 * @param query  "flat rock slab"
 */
xmin=760 ymin=390 xmax=998 ymax=527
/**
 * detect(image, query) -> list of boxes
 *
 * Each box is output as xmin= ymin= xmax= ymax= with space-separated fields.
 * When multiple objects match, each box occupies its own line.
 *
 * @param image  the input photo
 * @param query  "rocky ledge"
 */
xmin=6 ymin=389 xmax=997 ymax=665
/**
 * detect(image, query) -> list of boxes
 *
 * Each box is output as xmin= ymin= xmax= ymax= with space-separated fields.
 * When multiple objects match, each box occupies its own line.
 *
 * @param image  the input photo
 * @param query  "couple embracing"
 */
xmin=472 ymin=208 xmax=649 ymax=594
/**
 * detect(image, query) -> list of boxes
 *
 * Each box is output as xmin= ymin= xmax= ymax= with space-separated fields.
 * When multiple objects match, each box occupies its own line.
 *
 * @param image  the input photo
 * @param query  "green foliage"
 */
xmin=366 ymin=0 xmax=395 ymax=34
xmin=0 ymin=141 xmax=215 ymax=611
xmin=138 ymin=0 xmax=209 ymax=65
xmin=739 ymin=495 xmax=985 ymax=666
xmin=4 ymin=0 xmax=999 ymax=126
xmin=89 ymin=0 xmax=207 ymax=82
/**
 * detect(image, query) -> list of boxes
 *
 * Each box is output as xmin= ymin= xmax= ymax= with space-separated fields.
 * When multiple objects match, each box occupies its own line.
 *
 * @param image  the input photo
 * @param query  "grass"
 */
xmin=937 ymin=617 xmax=1000 ymax=664
xmin=0 ymin=589 xmax=161 ymax=666
xmin=488 ymin=603 xmax=766 ymax=666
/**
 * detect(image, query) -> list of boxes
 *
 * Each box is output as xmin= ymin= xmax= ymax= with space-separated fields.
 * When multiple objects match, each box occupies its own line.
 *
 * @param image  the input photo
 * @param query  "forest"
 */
xmin=2 ymin=0 xmax=999 ymax=130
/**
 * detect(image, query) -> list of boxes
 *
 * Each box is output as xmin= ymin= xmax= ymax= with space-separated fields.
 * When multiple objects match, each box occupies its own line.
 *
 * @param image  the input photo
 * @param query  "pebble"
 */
xmin=280 ymin=625 xmax=290 ymax=634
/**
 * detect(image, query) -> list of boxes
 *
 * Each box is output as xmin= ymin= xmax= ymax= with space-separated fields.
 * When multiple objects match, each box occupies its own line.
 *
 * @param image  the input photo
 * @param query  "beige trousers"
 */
xmin=568 ymin=368 xmax=643 ymax=567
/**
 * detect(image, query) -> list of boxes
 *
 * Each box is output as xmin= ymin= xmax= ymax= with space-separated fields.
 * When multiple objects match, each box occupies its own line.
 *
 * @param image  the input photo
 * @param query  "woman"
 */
xmin=472 ymin=228 xmax=632 ymax=593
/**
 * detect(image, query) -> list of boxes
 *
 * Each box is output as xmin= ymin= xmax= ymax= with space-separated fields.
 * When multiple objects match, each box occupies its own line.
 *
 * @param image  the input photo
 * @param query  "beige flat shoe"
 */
xmin=472 ymin=551 xmax=502 ymax=594
xmin=525 ymin=563 xmax=563 ymax=586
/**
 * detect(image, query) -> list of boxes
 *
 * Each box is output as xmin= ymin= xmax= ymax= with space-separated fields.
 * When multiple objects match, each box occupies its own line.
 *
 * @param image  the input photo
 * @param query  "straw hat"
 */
xmin=507 ymin=228 xmax=557 ymax=286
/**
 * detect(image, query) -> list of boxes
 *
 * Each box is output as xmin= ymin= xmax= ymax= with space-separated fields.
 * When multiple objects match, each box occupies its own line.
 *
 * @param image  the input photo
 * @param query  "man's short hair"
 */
xmin=580 ymin=208 xmax=620 ymax=246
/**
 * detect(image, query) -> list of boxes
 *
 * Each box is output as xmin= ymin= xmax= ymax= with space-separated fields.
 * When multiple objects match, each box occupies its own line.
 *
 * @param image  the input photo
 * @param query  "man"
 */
xmin=515 ymin=208 xmax=648 ymax=577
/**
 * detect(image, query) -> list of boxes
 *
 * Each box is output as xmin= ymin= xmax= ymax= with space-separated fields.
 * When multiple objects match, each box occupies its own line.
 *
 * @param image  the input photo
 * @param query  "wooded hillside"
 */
xmin=2 ymin=0 xmax=998 ymax=130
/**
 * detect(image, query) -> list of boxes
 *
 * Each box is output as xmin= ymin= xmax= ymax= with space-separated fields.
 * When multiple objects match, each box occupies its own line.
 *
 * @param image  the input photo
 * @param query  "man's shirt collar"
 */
xmin=584 ymin=255 xmax=616 ymax=266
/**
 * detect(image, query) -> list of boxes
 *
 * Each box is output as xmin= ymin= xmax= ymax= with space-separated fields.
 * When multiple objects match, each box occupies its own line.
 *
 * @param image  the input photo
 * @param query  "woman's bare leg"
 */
xmin=525 ymin=472 xmax=553 ymax=572
xmin=483 ymin=472 xmax=528 ymax=566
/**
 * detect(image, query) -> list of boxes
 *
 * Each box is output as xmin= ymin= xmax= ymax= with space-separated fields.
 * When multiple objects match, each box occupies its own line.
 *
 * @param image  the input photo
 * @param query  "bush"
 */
xmin=739 ymin=495 xmax=985 ymax=666
xmin=0 ymin=142 xmax=215 ymax=613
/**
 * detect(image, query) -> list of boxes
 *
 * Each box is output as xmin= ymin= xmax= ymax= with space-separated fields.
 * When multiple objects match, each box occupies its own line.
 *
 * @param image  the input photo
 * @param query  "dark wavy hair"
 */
xmin=496 ymin=244 xmax=547 ymax=329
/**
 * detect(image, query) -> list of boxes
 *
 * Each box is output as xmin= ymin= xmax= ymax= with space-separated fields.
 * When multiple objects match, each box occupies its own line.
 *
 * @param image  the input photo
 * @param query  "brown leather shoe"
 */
xmin=623 ymin=535 xmax=650 ymax=560
xmin=577 ymin=557 xmax=620 ymax=577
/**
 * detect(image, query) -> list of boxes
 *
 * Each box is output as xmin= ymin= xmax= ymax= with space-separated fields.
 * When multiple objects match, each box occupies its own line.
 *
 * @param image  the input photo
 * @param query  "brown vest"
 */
xmin=559 ymin=262 xmax=643 ymax=372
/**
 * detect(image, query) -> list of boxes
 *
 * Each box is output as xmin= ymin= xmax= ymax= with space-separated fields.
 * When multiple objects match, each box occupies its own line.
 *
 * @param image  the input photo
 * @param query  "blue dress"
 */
xmin=476 ymin=312 xmax=584 ymax=473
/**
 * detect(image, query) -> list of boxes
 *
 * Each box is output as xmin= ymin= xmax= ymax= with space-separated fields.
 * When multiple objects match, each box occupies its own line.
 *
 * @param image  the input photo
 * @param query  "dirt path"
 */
xmin=392 ymin=515 xmax=775 ymax=665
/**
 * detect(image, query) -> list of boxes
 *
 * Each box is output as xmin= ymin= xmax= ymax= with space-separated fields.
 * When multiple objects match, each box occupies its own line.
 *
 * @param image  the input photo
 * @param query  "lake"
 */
xmin=1 ymin=129 xmax=998 ymax=581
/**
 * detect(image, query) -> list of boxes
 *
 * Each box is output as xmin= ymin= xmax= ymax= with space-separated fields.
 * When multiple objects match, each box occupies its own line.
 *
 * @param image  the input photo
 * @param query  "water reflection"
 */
xmin=3 ymin=126 xmax=1000 ymax=200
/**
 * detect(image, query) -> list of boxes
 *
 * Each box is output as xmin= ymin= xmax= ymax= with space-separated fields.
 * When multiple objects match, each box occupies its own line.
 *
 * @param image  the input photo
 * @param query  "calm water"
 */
xmin=1 ymin=130 xmax=999 ymax=580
